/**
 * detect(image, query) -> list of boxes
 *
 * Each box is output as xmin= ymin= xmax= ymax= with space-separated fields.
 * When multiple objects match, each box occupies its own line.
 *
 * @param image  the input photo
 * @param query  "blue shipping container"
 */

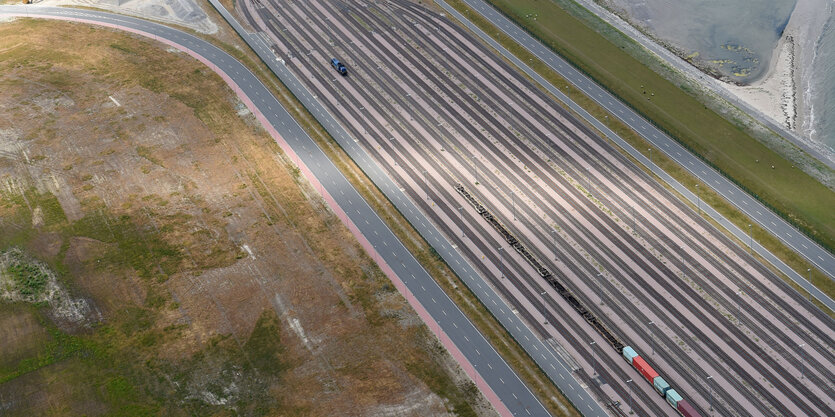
xmin=653 ymin=376 xmax=670 ymax=396
xmin=666 ymin=389 xmax=682 ymax=409
xmin=622 ymin=346 xmax=638 ymax=365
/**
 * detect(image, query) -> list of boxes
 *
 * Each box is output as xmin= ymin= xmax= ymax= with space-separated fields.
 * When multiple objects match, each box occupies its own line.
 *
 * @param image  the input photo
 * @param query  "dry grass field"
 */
xmin=0 ymin=18 xmax=492 ymax=416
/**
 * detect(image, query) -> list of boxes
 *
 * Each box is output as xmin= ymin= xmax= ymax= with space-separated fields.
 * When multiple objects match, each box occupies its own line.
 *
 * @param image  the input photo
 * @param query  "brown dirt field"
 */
xmin=0 ymin=359 xmax=109 ymax=416
xmin=0 ymin=17 xmax=492 ymax=416
xmin=0 ymin=307 xmax=49 ymax=369
xmin=63 ymin=236 xmax=147 ymax=316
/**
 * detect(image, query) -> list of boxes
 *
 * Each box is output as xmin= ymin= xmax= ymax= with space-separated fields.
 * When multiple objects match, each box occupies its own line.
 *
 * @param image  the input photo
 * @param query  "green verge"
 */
xmin=459 ymin=0 xmax=835 ymax=253
xmin=442 ymin=0 xmax=834 ymax=307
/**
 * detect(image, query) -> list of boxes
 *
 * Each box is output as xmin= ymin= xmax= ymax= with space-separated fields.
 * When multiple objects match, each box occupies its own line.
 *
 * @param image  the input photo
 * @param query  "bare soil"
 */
xmin=0 ymin=18 xmax=489 ymax=416
xmin=0 ymin=307 xmax=49 ymax=369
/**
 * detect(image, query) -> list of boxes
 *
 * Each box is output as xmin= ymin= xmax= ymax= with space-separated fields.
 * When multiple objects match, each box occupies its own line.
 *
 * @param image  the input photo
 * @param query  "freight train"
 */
xmin=454 ymin=184 xmax=702 ymax=417
xmin=622 ymin=346 xmax=701 ymax=417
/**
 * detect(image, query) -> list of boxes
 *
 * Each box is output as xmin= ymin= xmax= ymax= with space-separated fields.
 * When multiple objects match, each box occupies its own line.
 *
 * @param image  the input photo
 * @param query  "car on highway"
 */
xmin=331 ymin=58 xmax=347 ymax=76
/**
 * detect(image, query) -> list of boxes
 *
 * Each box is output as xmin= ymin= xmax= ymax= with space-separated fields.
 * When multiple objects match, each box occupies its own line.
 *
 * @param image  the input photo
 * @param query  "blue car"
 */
xmin=331 ymin=58 xmax=347 ymax=76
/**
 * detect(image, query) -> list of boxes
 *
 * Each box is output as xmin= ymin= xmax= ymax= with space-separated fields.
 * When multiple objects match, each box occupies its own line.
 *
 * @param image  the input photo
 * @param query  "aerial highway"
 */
xmin=445 ymin=0 xmax=835 ymax=292
xmin=0 ymin=5 xmax=574 ymax=417
xmin=232 ymin=0 xmax=835 ymax=416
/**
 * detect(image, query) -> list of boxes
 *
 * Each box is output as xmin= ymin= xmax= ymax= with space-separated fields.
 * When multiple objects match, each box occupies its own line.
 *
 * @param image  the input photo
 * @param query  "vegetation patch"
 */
xmin=242 ymin=310 xmax=289 ymax=375
xmin=109 ymin=42 xmax=136 ymax=55
xmin=406 ymin=336 xmax=478 ymax=417
xmin=135 ymin=145 xmax=165 ymax=168
xmin=66 ymin=210 xmax=182 ymax=280
xmin=5 ymin=258 xmax=48 ymax=298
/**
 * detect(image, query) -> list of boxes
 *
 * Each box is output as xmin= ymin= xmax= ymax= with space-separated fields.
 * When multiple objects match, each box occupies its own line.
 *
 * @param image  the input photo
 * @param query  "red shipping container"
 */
xmin=632 ymin=356 xmax=659 ymax=383
xmin=677 ymin=399 xmax=701 ymax=417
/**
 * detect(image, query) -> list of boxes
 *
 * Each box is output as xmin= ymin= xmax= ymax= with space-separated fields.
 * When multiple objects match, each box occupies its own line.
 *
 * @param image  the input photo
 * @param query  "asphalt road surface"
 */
xmin=230 ymin=0 xmax=835 ymax=416
xmin=442 ymin=0 xmax=835 ymax=296
xmin=0 ymin=5 xmax=607 ymax=417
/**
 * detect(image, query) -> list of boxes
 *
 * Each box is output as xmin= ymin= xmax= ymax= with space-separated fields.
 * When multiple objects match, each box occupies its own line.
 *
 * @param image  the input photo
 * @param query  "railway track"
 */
xmin=239 ymin=4 xmax=670 ymax=414
xmin=237 ymin=0 xmax=835 ymax=415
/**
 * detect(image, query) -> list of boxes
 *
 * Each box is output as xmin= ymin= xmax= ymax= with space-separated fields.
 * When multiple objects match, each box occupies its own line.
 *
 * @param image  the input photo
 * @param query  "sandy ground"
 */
xmin=791 ymin=0 xmax=832 ymax=143
xmin=724 ymin=30 xmax=797 ymax=130
xmin=584 ymin=0 xmax=835 ymax=166
xmin=724 ymin=0 xmax=830 ymax=136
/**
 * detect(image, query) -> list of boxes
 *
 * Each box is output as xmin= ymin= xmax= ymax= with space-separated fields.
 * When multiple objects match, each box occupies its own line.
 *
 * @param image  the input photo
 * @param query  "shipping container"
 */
xmin=632 ymin=356 xmax=659 ymax=383
xmin=677 ymin=399 xmax=701 ymax=417
xmin=622 ymin=346 xmax=638 ymax=364
xmin=653 ymin=376 xmax=671 ymax=396
xmin=666 ymin=389 xmax=682 ymax=409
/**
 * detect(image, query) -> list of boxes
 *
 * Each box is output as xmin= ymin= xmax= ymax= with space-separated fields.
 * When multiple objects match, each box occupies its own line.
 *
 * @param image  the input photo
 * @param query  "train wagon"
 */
xmin=676 ymin=399 xmax=700 ymax=417
xmin=330 ymin=58 xmax=347 ymax=75
xmin=653 ymin=376 xmax=671 ymax=396
xmin=622 ymin=346 xmax=638 ymax=364
xmin=666 ymin=389 xmax=683 ymax=409
xmin=620 ymin=346 xmax=702 ymax=416
xmin=632 ymin=356 xmax=659 ymax=383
